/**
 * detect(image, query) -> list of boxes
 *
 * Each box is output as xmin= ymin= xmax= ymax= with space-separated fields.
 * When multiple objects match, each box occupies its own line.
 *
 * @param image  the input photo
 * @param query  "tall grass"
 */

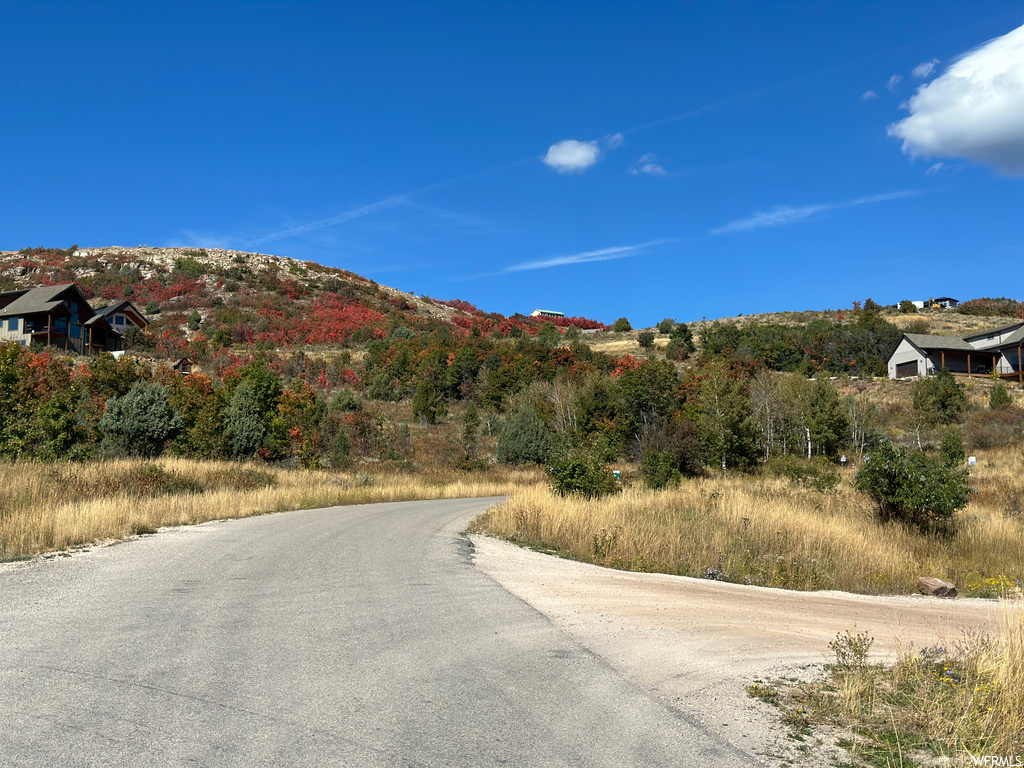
xmin=0 ymin=459 xmax=542 ymax=560
xmin=470 ymin=449 xmax=1024 ymax=595
xmin=782 ymin=601 xmax=1024 ymax=762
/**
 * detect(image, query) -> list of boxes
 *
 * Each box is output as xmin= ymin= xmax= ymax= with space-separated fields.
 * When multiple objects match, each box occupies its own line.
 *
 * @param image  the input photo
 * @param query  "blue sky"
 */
xmin=2 ymin=2 xmax=1023 ymax=326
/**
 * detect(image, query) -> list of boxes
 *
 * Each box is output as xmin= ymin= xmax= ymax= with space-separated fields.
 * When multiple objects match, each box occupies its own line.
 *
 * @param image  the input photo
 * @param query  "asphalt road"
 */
xmin=0 ymin=498 xmax=758 ymax=767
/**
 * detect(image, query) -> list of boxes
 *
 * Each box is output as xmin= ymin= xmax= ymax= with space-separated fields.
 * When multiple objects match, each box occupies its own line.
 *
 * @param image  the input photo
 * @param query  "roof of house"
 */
xmin=964 ymin=321 xmax=1024 ymax=348
xmin=900 ymin=322 xmax=1024 ymax=358
xmin=92 ymin=300 xmax=149 ymax=326
xmin=0 ymin=284 xmax=80 ymax=318
xmin=904 ymin=333 xmax=976 ymax=352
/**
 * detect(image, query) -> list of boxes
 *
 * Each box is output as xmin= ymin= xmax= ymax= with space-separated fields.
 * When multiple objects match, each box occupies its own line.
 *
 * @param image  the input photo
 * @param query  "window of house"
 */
xmin=115 ymin=315 xmax=125 ymax=326
xmin=7 ymin=318 xmax=17 ymax=332
xmin=70 ymin=324 xmax=81 ymax=339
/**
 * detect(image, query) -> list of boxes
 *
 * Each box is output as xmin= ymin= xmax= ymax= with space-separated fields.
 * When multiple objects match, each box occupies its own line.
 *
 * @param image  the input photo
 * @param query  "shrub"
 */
xmin=563 ymin=325 xmax=580 ymax=341
xmin=412 ymin=379 xmax=446 ymax=424
xmin=330 ymin=429 xmax=352 ymax=467
xmin=537 ymin=322 xmax=560 ymax=347
xmin=612 ymin=317 xmax=632 ymax=333
xmin=546 ymin=442 xmax=619 ymax=499
xmin=100 ymin=381 xmax=183 ymax=458
xmin=495 ymin=408 xmax=552 ymax=465
xmin=641 ymin=450 xmax=680 ymax=489
xmin=854 ymin=440 xmax=969 ymax=536
xmin=940 ymin=427 xmax=965 ymax=468
xmin=990 ymin=382 xmax=1012 ymax=410
xmin=329 ymin=388 xmax=360 ymax=412
xmin=657 ymin=318 xmax=675 ymax=335
xmin=637 ymin=330 xmax=655 ymax=349
xmin=912 ymin=368 xmax=966 ymax=425
xmin=665 ymin=322 xmax=695 ymax=361
xmin=898 ymin=299 xmax=916 ymax=314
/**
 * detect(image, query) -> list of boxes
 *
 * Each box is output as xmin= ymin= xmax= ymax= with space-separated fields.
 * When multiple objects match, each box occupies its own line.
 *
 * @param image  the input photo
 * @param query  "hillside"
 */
xmin=0 ymin=245 xmax=605 ymax=360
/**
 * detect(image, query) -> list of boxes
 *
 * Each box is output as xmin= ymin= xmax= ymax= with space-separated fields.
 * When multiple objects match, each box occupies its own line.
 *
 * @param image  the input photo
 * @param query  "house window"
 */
xmin=115 ymin=315 xmax=125 ymax=326
xmin=7 ymin=318 xmax=17 ymax=332
xmin=70 ymin=324 xmax=81 ymax=339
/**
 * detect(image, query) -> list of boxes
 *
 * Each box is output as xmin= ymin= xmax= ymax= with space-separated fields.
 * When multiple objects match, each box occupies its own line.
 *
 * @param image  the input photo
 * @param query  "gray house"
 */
xmin=0 ymin=284 xmax=134 ymax=355
xmin=888 ymin=321 xmax=1024 ymax=380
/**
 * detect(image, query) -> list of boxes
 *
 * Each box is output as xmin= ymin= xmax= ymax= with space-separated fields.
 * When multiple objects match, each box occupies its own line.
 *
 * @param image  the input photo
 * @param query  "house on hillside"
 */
xmin=911 ymin=297 xmax=959 ymax=309
xmin=0 ymin=284 xmax=146 ymax=355
xmin=91 ymin=299 xmax=150 ymax=335
xmin=887 ymin=321 xmax=1024 ymax=381
xmin=530 ymin=309 xmax=565 ymax=319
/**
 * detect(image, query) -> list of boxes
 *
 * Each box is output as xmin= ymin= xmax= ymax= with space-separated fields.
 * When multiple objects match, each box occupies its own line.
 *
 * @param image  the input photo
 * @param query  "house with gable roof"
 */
xmin=0 ymin=284 xmax=147 ymax=355
xmin=888 ymin=321 xmax=1024 ymax=381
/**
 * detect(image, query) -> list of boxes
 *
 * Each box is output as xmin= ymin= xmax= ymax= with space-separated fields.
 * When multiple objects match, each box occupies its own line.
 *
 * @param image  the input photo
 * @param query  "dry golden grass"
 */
xmin=470 ymin=448 xmax=1024 ymax=596
xmin=0 ymin=459 xmax=543 ymax=561
xmin=779 ymin=601 xmax=1024 ymax=762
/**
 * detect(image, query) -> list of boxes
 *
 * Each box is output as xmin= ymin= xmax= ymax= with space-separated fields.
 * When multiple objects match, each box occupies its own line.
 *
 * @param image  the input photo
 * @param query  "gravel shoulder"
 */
xmin=470 ymin=534 xmax=1004 ymax=765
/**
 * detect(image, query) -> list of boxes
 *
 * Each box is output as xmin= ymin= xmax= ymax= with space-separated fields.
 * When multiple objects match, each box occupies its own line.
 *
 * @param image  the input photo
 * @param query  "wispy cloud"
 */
xmin=912 ymin=58 xmax=940 ymax=79
xmin=861 ymin=90 xmax=878 ymax=100
xmin=628 ymin=153 xmax=668 ymax=176
xmin=504 ymin=239 xmax=672 ymax=272
xmin=249 ymin=194 xmax=411 ymax=246
xmin=712 ymin=190 xmax=921 ymax=235
xmin=887 ymin=74 xmax=903 ymax=90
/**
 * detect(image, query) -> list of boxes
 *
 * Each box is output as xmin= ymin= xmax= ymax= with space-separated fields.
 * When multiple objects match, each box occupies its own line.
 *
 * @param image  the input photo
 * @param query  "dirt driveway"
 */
xmin=471 ymin=534 xmax=1006 ymax=765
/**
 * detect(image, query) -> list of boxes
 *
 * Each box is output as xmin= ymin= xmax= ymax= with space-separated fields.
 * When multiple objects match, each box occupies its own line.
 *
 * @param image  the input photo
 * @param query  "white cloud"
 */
xmin=926 ymin=162 xmax=944 ymax=175
xmin=861 ymin=90 xmax=878 ymax=100
xmin=628 ymin=153 xmax=668 ymax=176
xmin=712 ymin=190 xmax=920 ymax=234
xmin=542 ymin=139 xmax=601 ymax=173
xmin=887 ymin=23 xmax=1024 ymax=176
xmin=505 ymin=239 xmax=670 ymax=272
xmin=605 ymin=132 xmax=625 ymax=149
xmin=887 ymin=74 xmax=903 ymax=90
xmin=912 ymin=58 xmax=940 ymax=79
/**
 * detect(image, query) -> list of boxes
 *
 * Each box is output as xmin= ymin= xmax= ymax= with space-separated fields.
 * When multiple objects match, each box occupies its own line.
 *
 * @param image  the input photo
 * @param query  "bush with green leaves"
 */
xmin=657 ymin=318 xmax=675 ymax=335
xmin=912 ymin=368 xmax=966 ymax=425
xmin=100 ymin=381 xmax=183 ymax=458
xmin=537 ymin=322 xmax=560 ymax=347
xmin=546 ymin=440 xmax=620 ymax=499
xmin=611 ymin=317 xmax=632 ymax=333
xmin=854 ymin=440 xmax=970 ymax=536
xmin=898 ymin=299 xmax=916 ymax=314
xmin=940 ymin=427 xmax=965 ymax=468
xmin=989 ymin=382 xmax=1012 ymax=410
xmin=495 ymin=407 xmax=552 ymax=465
xmin=641 ymin=449 xmax=681 ymax=489
xmin=637 ymin=330 xmax=655 ymax=349
xmin=665 ymin=322 xmax=695 ymax=361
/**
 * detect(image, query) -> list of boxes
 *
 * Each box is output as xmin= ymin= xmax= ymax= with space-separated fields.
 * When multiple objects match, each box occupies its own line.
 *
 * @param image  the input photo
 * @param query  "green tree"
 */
xmin=855 ymin=440 xmax=969 ymax=536
xmin=460 ymin=401 xmax=481 ymax=459
xmin=665 ymin=322 xmax=695 ymax=361
xmin=657 ymin=318 xmax=675 ymax=335
xmin=187 ymin=311 xmax=202 ymax=331
xmin=692 ymin=365 xmax=757 ymax=470
xmin=989 ymin=382 xmax=1012 ymax=410
xmin=537 ymin=322 xmax=560 ymax=348
xmin=940 ymin=427 xmax=965 ymax=468
xmin=912 ymin=368 xmax=966 ymax=425
xmin=616 ymin=359 xmax=679 ymax=441
xmin=412 ymin=378 xmax=446 ymax=424
xmin=100 ymin=381 xmax=183 ymax=458
xmin=807 ymin=377 xmax=849 ymax=458
xmin=223 ymin=380 xmax=268 ymax=458
xmin=637 ymin=330 xmax=655 ymax=349
xmin=899 ymin=299 xmax=916 ymax=314
xmin=496 ymin=407 xmax=552 ymax=465
xmin=545 ymin=439 xmax=619 ymax=498
xmin=612 ymin=317 xmax=632 ymax=333
xmin=563 ymin=325 xmax=580 ymax=341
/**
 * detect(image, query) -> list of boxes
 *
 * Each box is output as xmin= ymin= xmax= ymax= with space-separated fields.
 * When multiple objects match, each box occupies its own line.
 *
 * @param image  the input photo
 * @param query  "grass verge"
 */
xmin=0 ymin=458 xmax=543 ymax=560
xmin=750 ymin=604 xmax=1024 ymax=767
xmin=468 ymin=448 xmax=1024 ymax=596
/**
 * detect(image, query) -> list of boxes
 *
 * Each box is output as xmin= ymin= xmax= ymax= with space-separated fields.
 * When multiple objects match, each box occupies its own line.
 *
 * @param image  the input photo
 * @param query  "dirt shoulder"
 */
xmin=470 ymin=534 xmax=1004 ymax=765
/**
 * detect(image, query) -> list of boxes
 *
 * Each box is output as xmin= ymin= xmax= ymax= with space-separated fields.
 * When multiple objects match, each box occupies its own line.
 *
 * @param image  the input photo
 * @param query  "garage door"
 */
xmin=896 ymin=361 xmax=918 ymax=378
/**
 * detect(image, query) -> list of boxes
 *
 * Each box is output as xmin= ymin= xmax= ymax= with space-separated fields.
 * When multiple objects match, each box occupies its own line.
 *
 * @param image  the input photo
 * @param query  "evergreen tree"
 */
xmin=496 ymin=407 xmax=552 ymax=465
xmin=100 ymin=381 xmax=182 ymax=458
xmin=807 ymin=377 xmax=849 ymax=457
